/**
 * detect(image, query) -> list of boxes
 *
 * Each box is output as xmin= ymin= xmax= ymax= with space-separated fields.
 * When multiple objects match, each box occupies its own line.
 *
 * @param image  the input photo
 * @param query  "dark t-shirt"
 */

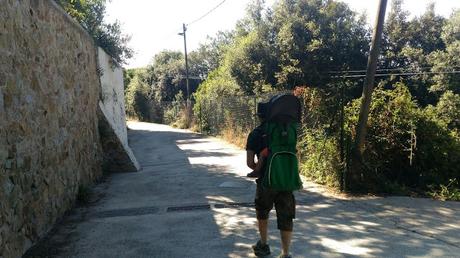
xmin=246 ymin=122 xmax=267 ymax=178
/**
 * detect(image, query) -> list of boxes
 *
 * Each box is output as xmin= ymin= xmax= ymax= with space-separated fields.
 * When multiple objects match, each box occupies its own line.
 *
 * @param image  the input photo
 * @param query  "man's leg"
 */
xmin=253 ymin=216 xmax=271 ymax=256
xmin=253 ymin=185 xmax=273 ymax=256
xmin=280 ymin=230 xmax=292 ymax=256
xmin=258 ymin=219 xmax=268 ymax=244
xmin=255 ymin=184 xmax=273 ymax=244
xmin=275 ymin=191 xmax=295 ymax=256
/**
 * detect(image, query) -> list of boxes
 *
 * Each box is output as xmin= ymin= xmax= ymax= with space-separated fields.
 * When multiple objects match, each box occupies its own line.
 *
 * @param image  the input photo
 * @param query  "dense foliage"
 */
xmin=124 ymin=69 xmax=157 ymax=121
xmin=123 ymin=48 xmax=212 ymax=126
xmin=344 ymin=84 xmax=460 ymax=192
xmin=57 ymin=0 xmax=133 ymax=66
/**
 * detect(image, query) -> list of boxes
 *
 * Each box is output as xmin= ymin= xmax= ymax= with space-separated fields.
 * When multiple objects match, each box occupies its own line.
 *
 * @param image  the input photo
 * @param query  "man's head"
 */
xmin=257 ymin=102 xmax=268 ymax=120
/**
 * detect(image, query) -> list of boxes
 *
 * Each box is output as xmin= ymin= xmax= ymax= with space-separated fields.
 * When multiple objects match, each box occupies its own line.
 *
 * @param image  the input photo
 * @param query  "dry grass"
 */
xmin=126 ymin=116 xmax=140 ymax=122
xmin=219 ymin=126 xmax=249 ymax=148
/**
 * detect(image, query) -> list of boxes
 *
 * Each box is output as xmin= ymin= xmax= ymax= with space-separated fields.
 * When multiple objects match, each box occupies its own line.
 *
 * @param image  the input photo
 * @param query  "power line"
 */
xmin=332 ymin=70 xmax=460 ymax=78
xmin=187 ymin=0 xmax=226 ymax=27
xmin=326 ymin=66 xmax=460 ymax=74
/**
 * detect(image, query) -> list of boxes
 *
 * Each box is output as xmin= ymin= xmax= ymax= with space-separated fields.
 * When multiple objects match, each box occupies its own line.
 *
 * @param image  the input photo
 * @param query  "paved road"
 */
xmin=27 ymin=122 xmax=460 ymax=257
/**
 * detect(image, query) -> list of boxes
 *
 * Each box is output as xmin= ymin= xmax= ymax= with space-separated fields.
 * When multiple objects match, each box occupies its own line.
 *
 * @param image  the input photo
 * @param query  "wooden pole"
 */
xmin=351 ymin=0 xmax=388 ymax=183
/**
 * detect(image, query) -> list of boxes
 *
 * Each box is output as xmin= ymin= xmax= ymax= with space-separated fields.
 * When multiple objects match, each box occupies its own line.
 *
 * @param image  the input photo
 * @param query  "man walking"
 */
xmin=246 ymin=101 xmax=295 ymax=258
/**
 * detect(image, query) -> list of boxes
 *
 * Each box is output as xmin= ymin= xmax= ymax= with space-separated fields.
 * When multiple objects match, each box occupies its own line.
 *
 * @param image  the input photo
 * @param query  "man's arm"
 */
xmin=253 ymin=156 xmax=265 ymax=173
xmin=248 ymin=150 xmax=266 ymax=173
xmin=246 ymin=150 xmax=257 ymax=170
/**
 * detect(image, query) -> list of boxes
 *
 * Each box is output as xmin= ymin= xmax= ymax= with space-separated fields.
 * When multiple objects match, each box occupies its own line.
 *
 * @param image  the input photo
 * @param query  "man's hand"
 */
xmin=260 ymin=148 xmax=269 ymax=158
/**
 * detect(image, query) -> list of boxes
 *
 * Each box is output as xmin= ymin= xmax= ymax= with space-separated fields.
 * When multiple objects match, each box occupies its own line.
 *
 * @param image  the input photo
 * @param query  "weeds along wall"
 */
xmin=0 ymin=1 xmax=103 ymax=257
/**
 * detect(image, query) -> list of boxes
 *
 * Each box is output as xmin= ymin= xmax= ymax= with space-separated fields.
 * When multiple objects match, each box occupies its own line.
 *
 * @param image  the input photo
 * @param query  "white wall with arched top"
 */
xmin=97 ymin=47 xmax=139 ymax=173
xmin=97 ymin=48 xmax=129 ymax=146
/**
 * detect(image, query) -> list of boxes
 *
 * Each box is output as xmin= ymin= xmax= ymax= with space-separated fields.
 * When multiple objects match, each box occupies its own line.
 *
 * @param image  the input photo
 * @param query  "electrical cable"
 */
xmin=187 ymin=0 xmax=226 ymax=27
xmin=332 ymin=70 xmax=460 ymax=78
xmin=326 ymin=66 xmax=460 ymax=74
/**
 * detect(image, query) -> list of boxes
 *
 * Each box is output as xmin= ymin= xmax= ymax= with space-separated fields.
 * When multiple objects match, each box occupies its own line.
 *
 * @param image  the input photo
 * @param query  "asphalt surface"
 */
xmin=26 ymin=122 xmax=460 ymax=258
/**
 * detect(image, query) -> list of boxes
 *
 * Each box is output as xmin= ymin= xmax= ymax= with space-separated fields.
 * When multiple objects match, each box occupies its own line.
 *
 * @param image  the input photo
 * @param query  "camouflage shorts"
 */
xmin=254 ymin=183 xmax=296 ymax=231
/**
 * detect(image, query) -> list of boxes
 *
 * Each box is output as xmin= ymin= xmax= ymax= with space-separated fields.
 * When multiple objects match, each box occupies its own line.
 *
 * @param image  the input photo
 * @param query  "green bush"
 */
xmin=163 ymin=92 xmax=187 ymax=126
xmin=414 ymin=106 xmax=460 ymax=188
xmin=296 ymin=86 xmax=344 ymax=188
xmin=125 ymin=75 xmax=150 ymax=120
xmin=429 ymin=179 xmax=460 ymax=201
xmin=125 ymin=75 xmax=163 ymax=122
xmin=298 ymin=129 xmax=341 ymax=188
xmin=345 ymin=83 xmax=460 ymax=193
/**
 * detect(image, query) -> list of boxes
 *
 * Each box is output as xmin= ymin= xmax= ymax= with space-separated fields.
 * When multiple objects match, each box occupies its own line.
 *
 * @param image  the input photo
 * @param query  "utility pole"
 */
xmin=179 ymin=23 xmax=190 ymax=104
xmin=351 ymin=0 xmax=388 ymax=186
xmin=178 ymin=23 xmax=191 ymax=124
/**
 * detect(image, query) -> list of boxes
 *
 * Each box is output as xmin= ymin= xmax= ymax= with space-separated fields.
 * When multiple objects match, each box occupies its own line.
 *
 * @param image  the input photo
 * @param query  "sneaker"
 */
xmin=277 ymin=254 xmax=292 ymax=258
xmin=252 ymin=240 xmax=271 ymax=257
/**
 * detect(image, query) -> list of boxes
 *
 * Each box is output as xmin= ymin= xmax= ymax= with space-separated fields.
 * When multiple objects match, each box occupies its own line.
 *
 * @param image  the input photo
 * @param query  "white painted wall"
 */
xmin=97 ymin=47 xmax=128 ymax=146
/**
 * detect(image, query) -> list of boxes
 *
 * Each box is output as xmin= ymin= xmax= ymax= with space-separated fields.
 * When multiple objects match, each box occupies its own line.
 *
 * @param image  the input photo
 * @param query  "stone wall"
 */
xmin=0 ymin=1 xmax=103 ymax=257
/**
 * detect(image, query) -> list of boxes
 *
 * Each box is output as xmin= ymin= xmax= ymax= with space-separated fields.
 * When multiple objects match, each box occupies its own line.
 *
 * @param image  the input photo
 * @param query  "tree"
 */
xmin=381 ymin=0 xmax=410 ymax=69
xmin=428 ymin=10 xmax=460 ymax=94
xmin=211 ymin=0 xmax=370 ymax=94
xmin=123 ymin=68 xmax=144 ymax=92
xmin=379 ymin=1 xmax=449 ymax=106
xmin=57 ymin=0 xmax=133 ymax=66
xmin=125 ymin=73 xmax=153 ymax=121
xmin=145 ymin=50 xmax=206 ymax=102
xmin=434 ymin=91 xmax=460 ymax=130
xmin=147 ymin=51 xmax=185 ymax=102
xmin=235 ymin=0 xmax=267 ymax=36
xmin=193 ymin=31 xmax=234 ymax=75
xmin=441 ymin=9 xmax=460 ymax=45
xmin=428 ymin=41 xmax=460 ymax=94
xmin=409 ymin=3 xmax=446 ymax=54
xmin=272 ymin=0 xmax=370 ymax=88
xmin=225 ymin=0 xmax=278 ymax=94
xmin=225 ymin=31 xmax=278 ymax=94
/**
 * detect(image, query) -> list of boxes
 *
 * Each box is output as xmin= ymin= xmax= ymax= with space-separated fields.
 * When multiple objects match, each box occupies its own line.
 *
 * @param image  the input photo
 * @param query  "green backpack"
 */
xmin=262 ymin=94 xmax=303 ymax=191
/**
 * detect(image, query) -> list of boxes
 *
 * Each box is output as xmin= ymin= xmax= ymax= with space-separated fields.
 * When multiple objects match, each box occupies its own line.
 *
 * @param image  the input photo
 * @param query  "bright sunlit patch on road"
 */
xmin=312 ymin=203 xmax=333 ymax=209
xmin=206 ymin=195 xmax=235 ymax=203
xmin=320 ymin=237 xmax=372 ymax=256
xmin=219 ymin=181 xmax=249 ymax=188
xmin=127 ymin=121 xmax=190 ymax=133
xmin=356 ymin=221 xmax=380 ymax=227
xmin=437 ymin=208 xmax=454 ymax=216
xmin=212 ymin=205 xmax=257 ymax=238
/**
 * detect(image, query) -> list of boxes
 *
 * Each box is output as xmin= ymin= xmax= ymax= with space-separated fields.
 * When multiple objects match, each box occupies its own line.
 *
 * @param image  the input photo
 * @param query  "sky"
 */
xmin=104 ymin=0 xmax=460 ymax=69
